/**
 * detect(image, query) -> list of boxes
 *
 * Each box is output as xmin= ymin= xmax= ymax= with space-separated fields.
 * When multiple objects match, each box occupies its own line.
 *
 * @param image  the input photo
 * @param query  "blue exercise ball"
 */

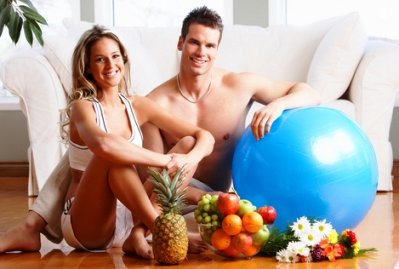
xmin=232 ymin=107 xmax=378 ymax=232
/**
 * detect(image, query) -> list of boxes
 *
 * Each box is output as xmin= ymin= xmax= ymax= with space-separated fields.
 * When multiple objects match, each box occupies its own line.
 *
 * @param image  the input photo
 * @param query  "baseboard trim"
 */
xmin=0 ymin=160 xmax=398 ymax=179
xmin=0 ymin=162 xmax=29 ymax=177
xmin=393 ymin=159 xmax=399 ymax=180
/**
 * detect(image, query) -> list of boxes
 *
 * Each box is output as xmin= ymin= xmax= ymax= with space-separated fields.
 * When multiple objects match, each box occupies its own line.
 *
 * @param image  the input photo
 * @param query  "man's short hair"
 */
xmin=181 ymin=6 xmax=224 ymax=44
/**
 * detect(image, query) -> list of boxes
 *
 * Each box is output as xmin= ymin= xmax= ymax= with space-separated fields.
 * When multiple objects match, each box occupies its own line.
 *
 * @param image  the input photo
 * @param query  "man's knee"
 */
xmin=175 ymin=136 xmax=196 ymax=153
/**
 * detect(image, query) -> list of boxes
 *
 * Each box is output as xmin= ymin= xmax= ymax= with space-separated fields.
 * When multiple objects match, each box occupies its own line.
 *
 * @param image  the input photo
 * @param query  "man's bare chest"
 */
xmin=168 ymin=101 xmax=247 ymax=144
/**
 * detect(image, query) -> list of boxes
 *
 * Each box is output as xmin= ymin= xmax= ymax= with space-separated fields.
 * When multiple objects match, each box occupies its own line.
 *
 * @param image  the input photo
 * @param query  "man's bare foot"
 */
xmin=122 ymin=228 xmax=153 ymax=259
xmin=188 ymin=231 xmax=208 ymax=254
xmin=0 ymin=222 xmax=41 ymax=253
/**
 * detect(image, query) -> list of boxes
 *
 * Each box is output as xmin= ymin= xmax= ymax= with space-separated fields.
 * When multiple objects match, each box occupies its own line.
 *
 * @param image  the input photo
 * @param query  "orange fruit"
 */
xmin=211 ymin=229 xmax=231 ymax=251
xmin=222 ymin=244 xmax=242 ymax=258
xmin=242 ymin=244 xmax=261 ymax=257
xmin=222 ymin=214 xmax=242 ymax=236
xmin=242 ymin=211 xmax=263 ymax=233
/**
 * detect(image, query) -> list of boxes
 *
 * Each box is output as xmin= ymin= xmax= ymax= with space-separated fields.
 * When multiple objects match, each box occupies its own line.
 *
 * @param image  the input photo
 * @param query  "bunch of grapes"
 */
xmin=194 ymin=194 xmax=221 ymax=230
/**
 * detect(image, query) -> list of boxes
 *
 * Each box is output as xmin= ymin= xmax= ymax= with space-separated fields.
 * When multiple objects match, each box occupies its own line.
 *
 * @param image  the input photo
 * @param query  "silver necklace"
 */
xmin=176 ymin=73 xmax=213 ymax=104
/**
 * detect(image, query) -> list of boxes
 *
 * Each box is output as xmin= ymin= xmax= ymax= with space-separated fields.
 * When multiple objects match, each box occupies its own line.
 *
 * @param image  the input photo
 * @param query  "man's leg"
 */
xmin=0 ymin=152 xmax=71 ymax=253
xmin=30 ymin=152 xmax=71 ymax=243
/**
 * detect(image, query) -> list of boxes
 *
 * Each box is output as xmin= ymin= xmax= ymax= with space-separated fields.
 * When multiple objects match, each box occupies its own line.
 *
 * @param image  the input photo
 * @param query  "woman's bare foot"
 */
xmin=188 ymin=231 xmax=208 ymax=254
xmin=0 ymin=222 xmax=41 ymax=253
xmin=122 ymin=227 xmax=153 ymax=259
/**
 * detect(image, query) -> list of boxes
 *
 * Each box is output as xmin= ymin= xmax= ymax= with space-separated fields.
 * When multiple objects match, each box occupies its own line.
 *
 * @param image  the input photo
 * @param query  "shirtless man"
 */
xmin=141 ymin=6 xmax=321 ymax=202
xmin=0 ymin=6 xmax=320 ymax=256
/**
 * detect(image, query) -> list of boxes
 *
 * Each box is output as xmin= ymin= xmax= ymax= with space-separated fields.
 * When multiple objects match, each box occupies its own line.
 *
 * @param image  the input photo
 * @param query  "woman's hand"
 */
xmin=165 ymin=153 xmax=196 ymax=177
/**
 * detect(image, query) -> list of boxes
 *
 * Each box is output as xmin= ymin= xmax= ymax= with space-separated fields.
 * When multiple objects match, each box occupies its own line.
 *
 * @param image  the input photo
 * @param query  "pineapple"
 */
xmin=149 ymin=168 xmax=189 ymax=265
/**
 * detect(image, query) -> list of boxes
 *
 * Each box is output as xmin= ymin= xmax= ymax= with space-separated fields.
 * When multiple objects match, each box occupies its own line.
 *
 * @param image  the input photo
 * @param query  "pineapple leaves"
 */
xmin=149 ymin=168 xmax=187 ymax=214
xmin=0 ymin=0 xmax=48 ymax=46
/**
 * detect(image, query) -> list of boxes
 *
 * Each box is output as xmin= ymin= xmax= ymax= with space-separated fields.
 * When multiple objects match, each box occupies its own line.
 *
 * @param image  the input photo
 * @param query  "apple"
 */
xmin=252 ymin=224 xmax=270 ymax=247
xmin=257 ymin=206 xmax=277 ymax=225
xmin=216 ymin=193 xmax=240 ymax=215
xmin=237 ymin=199 xmax=256 ymax=217
xmin=231 ymin=232 xmax=253 ymax=252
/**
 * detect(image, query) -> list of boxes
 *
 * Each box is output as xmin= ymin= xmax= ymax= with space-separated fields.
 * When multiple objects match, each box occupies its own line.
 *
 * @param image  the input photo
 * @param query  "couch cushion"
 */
xmin=216 ymin=23 xmax=331 ymax=82
xmin=43 ymin=19 xmax=163 ymax=97
xmin=307 ymin=12 xmax=367 ymax=103
xmin=215 ymin=12 xmax=365 ymax=87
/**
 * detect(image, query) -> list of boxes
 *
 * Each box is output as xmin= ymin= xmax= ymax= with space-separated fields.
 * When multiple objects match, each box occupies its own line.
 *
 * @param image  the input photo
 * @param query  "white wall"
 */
xmin=0 ymin=111 xmax=29 ymax=161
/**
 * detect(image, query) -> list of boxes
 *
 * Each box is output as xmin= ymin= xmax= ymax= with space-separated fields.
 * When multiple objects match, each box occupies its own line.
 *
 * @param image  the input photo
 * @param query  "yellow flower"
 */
xmin=353 ymin=241 xmax=360 ymax=255
xmin=328 ymin=229 xmax=338 ymax=244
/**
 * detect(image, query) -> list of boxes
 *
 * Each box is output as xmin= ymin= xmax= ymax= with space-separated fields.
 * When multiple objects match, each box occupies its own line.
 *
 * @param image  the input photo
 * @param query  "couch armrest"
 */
xmin=0 ymin=50 xmax=68 ymax=195
xmin=348 ymin=39 xmax=399 ymax=191
xmin=349 ymin=39 xmax=399 ymax=138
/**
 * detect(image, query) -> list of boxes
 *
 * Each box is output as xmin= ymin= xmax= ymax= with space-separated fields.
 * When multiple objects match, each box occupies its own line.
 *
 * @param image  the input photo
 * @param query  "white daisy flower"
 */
xmin=313 ymin=219 xmax=333 ymax=237
xmin=297 ymin=246 xmax=310 ymax=258
xmin=276 ymin=249 xmax=289 ymax=262
xmin=299 ymin=229 xmax=322 ymax=247
xmin=290 ymin=216 xmax=311 ymax=237
xmin=276 ymin=249 xmax=299 ymax=263
xmin=287 ymin=241 xmax=309 ymax=257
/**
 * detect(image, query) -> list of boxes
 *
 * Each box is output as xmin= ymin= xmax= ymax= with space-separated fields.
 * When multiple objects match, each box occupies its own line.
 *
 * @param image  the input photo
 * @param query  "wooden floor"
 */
xmin=1 ymin=177 xmax=398 ymax=269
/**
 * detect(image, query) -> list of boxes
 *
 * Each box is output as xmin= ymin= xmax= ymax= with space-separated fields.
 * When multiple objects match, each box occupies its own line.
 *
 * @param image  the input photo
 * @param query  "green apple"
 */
xmin=237 ymin=199 xmax=256 ymax=216
xmin=252 ymin=224 xmax=270 ymax=247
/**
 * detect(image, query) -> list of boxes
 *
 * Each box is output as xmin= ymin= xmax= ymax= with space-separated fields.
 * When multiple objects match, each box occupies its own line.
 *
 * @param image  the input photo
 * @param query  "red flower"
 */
xmin=335 ymin=244 xmax=346 ymax=258
xmin=341 ymin=229 xmax=358 ymax=246
xmin=324 ymin=244 xmax=345 ymax=261
xmin=347 ymin=230 xmax=357 ymax=245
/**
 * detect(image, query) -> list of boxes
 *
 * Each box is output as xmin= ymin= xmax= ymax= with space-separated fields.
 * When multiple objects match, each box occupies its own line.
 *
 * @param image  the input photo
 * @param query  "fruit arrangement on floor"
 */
xmin=148 ymin=169 xmax=375 ymax=264
xmin=195 ymin=192 xmax=276 ymax=258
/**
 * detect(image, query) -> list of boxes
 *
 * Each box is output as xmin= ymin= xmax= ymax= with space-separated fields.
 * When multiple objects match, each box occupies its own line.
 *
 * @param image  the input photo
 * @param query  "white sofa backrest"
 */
xmin=43 ymin=12 xmax=366 ymax=103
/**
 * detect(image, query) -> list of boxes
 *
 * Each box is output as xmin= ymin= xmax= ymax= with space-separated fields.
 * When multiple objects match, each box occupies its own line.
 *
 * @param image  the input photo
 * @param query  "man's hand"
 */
xmin=250 ymin=102 xmax=284 ymax=140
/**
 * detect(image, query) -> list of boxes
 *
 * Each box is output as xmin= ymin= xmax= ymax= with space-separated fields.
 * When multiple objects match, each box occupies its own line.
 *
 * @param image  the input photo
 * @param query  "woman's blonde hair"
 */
xmin=61 ymin=25 xmax=131 ymax=140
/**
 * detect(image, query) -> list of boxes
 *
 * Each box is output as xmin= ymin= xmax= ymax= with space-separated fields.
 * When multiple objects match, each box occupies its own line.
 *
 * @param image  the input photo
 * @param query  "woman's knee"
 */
xmin=108 ymin=164 xmax=140 ymax=184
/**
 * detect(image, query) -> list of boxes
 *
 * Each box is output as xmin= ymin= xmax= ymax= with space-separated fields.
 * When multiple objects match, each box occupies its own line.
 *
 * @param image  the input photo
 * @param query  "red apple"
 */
xmin=257 ymin=206 xmax=277 ymax=225
xmin=231 ymin=232 xmax=253 ymax=252
xmin=216 ymin=193 xmax=240 ymax=215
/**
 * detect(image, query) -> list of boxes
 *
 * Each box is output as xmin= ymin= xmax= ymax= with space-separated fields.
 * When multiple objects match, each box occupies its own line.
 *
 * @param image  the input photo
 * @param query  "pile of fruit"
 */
xmin=195 ymin=193 xmax=276 ymax=258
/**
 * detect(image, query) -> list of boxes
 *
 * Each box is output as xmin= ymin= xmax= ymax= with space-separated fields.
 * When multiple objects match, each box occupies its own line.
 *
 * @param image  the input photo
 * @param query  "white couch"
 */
xmin=1 ymin=12 xmax=398 ymax=195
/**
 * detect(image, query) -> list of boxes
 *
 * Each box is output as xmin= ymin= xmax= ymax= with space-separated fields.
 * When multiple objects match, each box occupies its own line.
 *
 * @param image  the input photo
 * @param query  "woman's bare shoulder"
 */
xmin=70 ymin=98 xmax=93 ymax=111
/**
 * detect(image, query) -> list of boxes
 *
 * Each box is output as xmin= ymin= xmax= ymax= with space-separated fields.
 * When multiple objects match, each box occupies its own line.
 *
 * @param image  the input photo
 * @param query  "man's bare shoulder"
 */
xmin=220 ymin=69 xmax=261 ymax=82
xmin=146 ymin=77 xmax=176 ymax=102
xmin=217 ymin=68 xmax=265 ymax=89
